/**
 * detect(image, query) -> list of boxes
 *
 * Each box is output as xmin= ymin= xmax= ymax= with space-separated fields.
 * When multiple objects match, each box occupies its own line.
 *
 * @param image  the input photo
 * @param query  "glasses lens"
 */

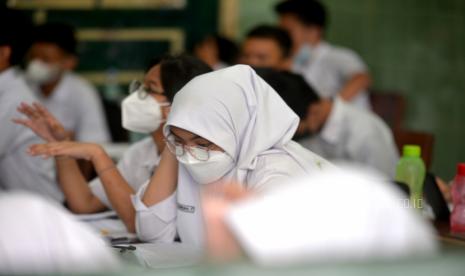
xmin=188 ymin=146 xmax=209 ymax=161
xmin=165 ymin=136 xmax=184 ymax=157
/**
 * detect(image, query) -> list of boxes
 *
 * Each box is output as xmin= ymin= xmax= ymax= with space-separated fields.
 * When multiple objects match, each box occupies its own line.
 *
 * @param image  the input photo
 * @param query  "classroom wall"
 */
xmin=238 ymin=0 xmax=465 ymax=179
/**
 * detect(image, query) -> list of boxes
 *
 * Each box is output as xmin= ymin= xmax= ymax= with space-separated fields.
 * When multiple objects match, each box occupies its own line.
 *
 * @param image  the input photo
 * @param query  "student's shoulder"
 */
xmin=64 ymin=73 xmax=98 ymax=94
xmin=122 ymin=137 xmax=157 ymax=161
xmin=328 ymin=43 xmax=361 ymax=59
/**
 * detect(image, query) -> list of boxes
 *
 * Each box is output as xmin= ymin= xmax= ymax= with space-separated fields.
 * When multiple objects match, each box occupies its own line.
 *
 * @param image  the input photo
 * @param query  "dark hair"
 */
xmin=0 ymin=8 xmax=32 ymax=65
xmin=146 ymin=54 xmax=212 ymax=101
xmin=255 ymin=67 xmax=320 ymax=119
xmin=32 ymin=23 xmax=77 ymax=55
xmin=213 ymin=35 xmax=239 ymax=65
xmin=275 ymin=0 xmax=327 ymax=28
xmin=246 ymin=25 xmax=292 ymax=58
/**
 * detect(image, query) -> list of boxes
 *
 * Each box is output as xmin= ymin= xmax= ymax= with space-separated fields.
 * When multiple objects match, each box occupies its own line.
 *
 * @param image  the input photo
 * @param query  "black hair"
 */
xmin=146 ymin=54 xmax=212 ymax=101
xmin=255 ymin=67 xmax=320 ymax=119
xmin=32 ymin=23 xmax=77 ymax=55
xmin=0 ymin=8 xmax=32 ymax=65
xmin=213 ymin=35 xmax=239 ymax=65
xmin=275 ymin=0 xmax=327 ymax=29
xmin=246 ymin=25 xmax=292 ymax=58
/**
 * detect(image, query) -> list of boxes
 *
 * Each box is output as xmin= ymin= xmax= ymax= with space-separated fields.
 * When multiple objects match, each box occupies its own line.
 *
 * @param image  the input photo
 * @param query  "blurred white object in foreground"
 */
xmin=0 ymin=192 xmax=121 ymax=274
xmin=226 ymin=167 xmax=438 ymax=266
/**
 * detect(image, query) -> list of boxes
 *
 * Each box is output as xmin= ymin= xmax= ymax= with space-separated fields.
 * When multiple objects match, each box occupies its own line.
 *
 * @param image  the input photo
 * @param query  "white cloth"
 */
xmin=292 ymin=41 xmax=370 ymax=109
xmin=0 ymin=68 xmax=63 ymax=202
xmin=132 ymin=65 xmax=331 ymax=246
xmin=226 ymin=168 xmax=438 ymax=266
xmin=90 ymin=137 xmax=159 ymax=209
xmin=0 ymin=192 xmax=121 ymax=274
xmin=30 ymin=72 xmax=110 ymax=142
xmin=299 ymin=98 xmax=399 ymax=178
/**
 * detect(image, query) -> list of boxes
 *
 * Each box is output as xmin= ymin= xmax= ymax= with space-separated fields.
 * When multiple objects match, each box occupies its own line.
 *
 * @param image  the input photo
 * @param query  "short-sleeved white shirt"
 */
xmin=292 ymin=41 xmax=370 ymax=109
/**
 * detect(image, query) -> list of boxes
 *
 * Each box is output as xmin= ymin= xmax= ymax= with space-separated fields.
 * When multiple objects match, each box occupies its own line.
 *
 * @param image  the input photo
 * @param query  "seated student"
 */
xmin=24 ymin=23 xmax=110 ymax=143
xmin=202 ymin=168 xmax=437 ymax=265
xmin=275 ymin=0 xmax=372 ymax=110
xmin=131 ymin=65 xmax=331 ymax=245
xmin=0 ymin=8 xmax=62 ymax=201
xmin=17 ymin=55 xmax=212 ymax=233
xmin=240 ymin=25 xmax=318 ymax=138
xmin=194 ymin=34 xmax=239 ymax=70
xmin=0 ymin=192 xmax=120 ymax=274
xmin=299 ymin=91 xmax=399 ymax=178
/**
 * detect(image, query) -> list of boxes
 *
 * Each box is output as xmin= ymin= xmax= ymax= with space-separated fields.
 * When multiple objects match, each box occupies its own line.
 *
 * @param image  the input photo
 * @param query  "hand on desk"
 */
xmin=13 ymin=102 xmax=72 ymax=142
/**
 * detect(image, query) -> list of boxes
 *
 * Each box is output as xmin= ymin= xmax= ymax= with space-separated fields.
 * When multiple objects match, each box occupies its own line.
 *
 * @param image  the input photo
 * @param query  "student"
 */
xmin=194 ymin=34 xmax=239 ymax=70
xmin=0 ymin=8 xmax=62 ymax=201
xmin=202 ymin=168 xmax=437 ymax=265
xmin=0 ymin=192 xmax=120 ymax=274
xmin=25 ymin=23 xmax=110 ymax=143
xmin=299 ymin=91 xmax=399 ymax=178
xmin=131 ymin=65 xmax=331 ymax=245
xmin=275 ymin=0 xmax=372 ymax=109
xmin=240 ymin=24 xmax=293 ymax=70
xmin=17 ymin=55 xmax=212 ymax=233
xmin=240 ymin=25 xmax=320 ymax=138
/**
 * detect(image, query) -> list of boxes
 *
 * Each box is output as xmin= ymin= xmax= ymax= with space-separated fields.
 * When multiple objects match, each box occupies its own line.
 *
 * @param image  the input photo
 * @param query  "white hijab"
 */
xmin=164 ymin=64 xmax=329 ymax=184
xmin=163 ymin=65 xmax=329 ymax=246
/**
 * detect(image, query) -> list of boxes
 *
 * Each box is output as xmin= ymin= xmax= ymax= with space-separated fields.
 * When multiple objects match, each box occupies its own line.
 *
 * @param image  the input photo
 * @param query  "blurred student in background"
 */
xmin=16 ymin=55 xmax=211 ymax=233
xmin=0 ymin=8 xmax=62 ymax=202
xmin=25 ymin=23 xmax=110 ymax=143
xmin=276 ymin=0 xmax=372 ymax=110
xmin=194 ymin=34 xmax=239 ymax=70
xmin=299 ymin=87 xmax=399 ymax=178
xmin=240 ymin=24 xmax=318 ymax=138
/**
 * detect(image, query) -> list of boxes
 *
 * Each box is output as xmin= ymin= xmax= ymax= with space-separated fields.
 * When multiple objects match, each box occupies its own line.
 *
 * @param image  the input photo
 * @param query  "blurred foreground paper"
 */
xmin=0 ymin=192 xmax=121 ymax=274
xmin=226 ymin=167 xmax=438 ymax=266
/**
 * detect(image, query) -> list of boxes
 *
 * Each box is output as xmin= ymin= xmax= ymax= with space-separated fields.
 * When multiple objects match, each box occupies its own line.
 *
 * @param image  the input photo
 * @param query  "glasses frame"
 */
xmin=164 ymin=135 xmax=212 ymax=161
xmin=129 ymin=79 xmax=164 ymax=100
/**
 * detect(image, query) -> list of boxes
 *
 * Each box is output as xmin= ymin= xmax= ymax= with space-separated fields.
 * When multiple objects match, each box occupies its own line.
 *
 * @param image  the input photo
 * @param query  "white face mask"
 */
xmin=25 ymin=59 xmax=61 ymax=85
xmin=121 ymin=90 xmax=169 ymax=133
xmin=294 ymin=44 xmax=312 ymax=67
xmin=177 ymin=149 xmax=235 ymax=184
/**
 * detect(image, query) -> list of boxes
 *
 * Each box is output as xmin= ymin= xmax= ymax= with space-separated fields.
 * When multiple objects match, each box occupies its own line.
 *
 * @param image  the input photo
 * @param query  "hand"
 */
xmin=28 ymin=141 xmax=103 ymax=161
xmin=13 ymin=102 xmax=71 ymax=142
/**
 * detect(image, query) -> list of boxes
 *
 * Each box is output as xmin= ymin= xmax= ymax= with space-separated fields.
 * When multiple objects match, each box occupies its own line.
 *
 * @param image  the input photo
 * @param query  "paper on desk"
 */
xmin=126 ymin=243 xmax=203 ymax=268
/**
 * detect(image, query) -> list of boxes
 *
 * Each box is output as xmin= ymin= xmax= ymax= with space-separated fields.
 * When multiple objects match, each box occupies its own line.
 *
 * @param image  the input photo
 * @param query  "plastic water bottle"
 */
xmin=395 ymin=145 xmax=426 ymax=209
xmin=451 ymin=163 xmax=465 ymax=233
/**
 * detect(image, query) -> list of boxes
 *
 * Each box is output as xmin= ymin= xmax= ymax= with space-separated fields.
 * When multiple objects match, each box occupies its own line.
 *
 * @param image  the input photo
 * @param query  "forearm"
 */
xmin=142 ymin=148 xmax=178 ymax=206
xmin=91 ymin=148 xmax=137 ymax=232
xmin=55 ymin=157 xmax=105 ymax=213
xmin=339 ymin=73 xmax=371 ymax=101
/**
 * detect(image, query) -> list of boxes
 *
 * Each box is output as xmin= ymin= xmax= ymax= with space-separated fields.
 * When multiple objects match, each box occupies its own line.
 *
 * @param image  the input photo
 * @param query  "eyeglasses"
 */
xmin=129 ymin=80 xmax=164 ymax=99
xmin=165 ymin=134 xmax=211 ymax=161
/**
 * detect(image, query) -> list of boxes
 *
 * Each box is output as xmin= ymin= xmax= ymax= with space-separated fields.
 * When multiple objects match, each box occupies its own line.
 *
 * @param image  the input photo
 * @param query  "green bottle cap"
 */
xmin=403 ymin=145 xmax=421 ymax=157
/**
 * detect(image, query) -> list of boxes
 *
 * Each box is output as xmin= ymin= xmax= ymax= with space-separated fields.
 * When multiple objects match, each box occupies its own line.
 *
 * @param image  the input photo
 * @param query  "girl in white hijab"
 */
xmin=132 ymin=65 xmax=331 ymax=247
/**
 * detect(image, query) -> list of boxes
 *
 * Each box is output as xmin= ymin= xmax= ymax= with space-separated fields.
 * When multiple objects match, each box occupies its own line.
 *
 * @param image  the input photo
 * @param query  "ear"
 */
xmin=63 ymin=55 xmax=78 ymax=70
xmin=0 ymin=46 xmax=12 ymax=64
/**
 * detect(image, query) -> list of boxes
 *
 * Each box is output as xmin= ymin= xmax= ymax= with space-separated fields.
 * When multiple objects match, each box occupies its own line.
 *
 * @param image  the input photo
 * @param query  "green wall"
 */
xmin=238 ymin=0 xmax=465 ymax=179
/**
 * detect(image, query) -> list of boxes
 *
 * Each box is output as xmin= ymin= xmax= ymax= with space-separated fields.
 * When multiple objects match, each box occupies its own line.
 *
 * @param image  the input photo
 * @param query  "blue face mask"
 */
xmin=293 ymin=44 xmax=312 ymax=67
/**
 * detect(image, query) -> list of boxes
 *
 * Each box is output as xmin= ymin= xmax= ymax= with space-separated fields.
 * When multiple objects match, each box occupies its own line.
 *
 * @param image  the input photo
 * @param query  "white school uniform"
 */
xmin=292 ymin=41 xmax=370 ymax=109
xmin=89 ymin=136 xmax=159 ymax=209
xmin=0 ymin=192 xmax=120 ymax=274
xmin=225 ymin=168 xmax=437 ymax=266
xmin=131 ymin=65 xmax=332 ymax=247
xmin=299 ymin=98 xmax=399 ymax=178
xmin=30 ymin=72 xmax=110 ymax=143
xmin=0 ymin=67 xmax=62 ymax=202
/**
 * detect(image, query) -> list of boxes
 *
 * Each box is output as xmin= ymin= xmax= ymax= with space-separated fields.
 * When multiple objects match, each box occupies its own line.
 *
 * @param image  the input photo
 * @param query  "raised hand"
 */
xmin=28 ymin=141 xmax=103 ymax=161
xmin=13 ymin=102 xmax=71 ymax=142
